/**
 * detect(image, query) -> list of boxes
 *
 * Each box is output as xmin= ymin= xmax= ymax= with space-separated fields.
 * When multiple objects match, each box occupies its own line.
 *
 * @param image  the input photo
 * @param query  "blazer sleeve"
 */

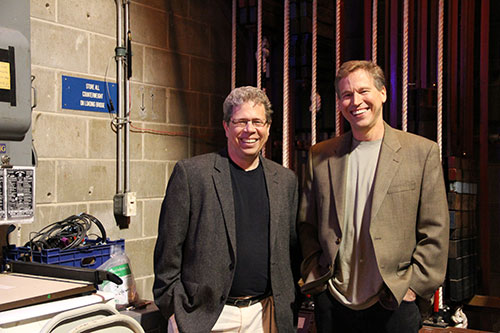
xmin=410 ymin=142 xmax=450 ymax=299
xmin=297 ymin=149 xmax=333 ymax=293
xmin=153 ymin=161 xmax=190 ymax=319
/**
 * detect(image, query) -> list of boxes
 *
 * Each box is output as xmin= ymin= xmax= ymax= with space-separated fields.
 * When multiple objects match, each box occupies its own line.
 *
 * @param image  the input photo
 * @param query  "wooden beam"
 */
xmin=447 ymin=0 xmax=459 ymax=156
xmin=479 ymin=0 xmax=490 ymax=295
xmin=389 ymin=0 xmax=398 ymax=128
xmin=364 ymin=0 xmax=372 ymax=61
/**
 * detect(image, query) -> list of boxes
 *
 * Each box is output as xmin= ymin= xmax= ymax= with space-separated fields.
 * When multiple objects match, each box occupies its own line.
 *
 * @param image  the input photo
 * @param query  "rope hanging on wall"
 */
xmin=402 ymin=0 xmax=409 ymax=132
xmin=372 ymin=0 xmax=378 ymax=63
xmin=335 ymin=0 xmax=341 ymax=137
xmin=437 ymin=0 xmax=444 ymax=160
xmin=283 ymin=0 xmax=290 ymax=168
xmin=257 ymin=0 xmax=263 ymax=90
xmin=311 ymin=0 xmax=318 ymax=145
xmin=434 ymin=0 xmax=445 ymax=313
xmin=231 ymin=0 xmax=236 ymax=90
xmin=256 ymin=0 xmax=267 ymax=157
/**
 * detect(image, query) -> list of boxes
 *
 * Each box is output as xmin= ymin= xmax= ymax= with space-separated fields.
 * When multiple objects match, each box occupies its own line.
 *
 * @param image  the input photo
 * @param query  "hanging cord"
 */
xmin=372 ymin=0 xmax=378 ymax=63
xmin=335 ymin=0 xmax=341 ymax=137
xmin=231 ymin=0 xmax=237 ymax=90
xmin=25 ymin=213 xmax=107 ymax=251
xmin=257 ymin=0 xmax=263 ymax=90
xmin=311 ymin=0 xmax=318 ymax=146
xmin=435 ymin=0 xmax=445 ymax=315
xmin=256 ymin=0 xmax=267 ymax=157
xmin=283 ymin=0 xmax=290 ymax=168
xmin=437 ymin=0 xmax=444 ymax=159
xmin=402 ymin=0 xmax=409 ymax=132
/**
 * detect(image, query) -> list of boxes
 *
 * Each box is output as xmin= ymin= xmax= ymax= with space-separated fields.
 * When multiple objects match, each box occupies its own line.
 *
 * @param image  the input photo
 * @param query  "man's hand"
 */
xmin=403 ymin=288 xmax=417 ymax=302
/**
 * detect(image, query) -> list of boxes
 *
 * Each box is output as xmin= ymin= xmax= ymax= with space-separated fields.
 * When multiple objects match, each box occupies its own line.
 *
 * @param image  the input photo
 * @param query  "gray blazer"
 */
xmin=299 ymin=123 xmax=449 ymax=305
xmin=153 ymin=149 xmax=299 ymax=333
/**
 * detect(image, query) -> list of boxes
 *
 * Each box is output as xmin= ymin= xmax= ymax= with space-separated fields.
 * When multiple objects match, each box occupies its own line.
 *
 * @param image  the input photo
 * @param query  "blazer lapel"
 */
xmin=370 ymin=123 xmax=402 ymax=223
xmin=261 ymin=157 xmax=279 ymax=250
xmin=329 ymin=133 xmax=352 ymax=233
xmin=213 ymin=151 xmax=237 ymax=252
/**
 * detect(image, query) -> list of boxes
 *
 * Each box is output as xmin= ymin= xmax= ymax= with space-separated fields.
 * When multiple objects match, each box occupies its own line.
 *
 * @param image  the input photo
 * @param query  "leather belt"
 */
xmin=225 ymin=294 xmax=269 ymax=307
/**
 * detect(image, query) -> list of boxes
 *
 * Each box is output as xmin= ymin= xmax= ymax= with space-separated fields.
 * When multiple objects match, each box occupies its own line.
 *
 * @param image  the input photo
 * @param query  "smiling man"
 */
xmin=154 ymin=86 xmax=299 ymax=333
xmin=298 ymin=61 xmax=449 ymax=332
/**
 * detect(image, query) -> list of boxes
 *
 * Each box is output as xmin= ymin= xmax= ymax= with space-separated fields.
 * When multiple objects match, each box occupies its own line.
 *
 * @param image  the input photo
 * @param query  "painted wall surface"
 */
xmin=19 ymin=0 xmax=230 ymax=300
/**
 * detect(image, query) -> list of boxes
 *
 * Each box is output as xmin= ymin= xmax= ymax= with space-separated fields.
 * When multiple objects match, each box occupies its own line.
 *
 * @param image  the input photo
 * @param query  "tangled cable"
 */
xmin=25 ymin=213 xmax=107 ymax=251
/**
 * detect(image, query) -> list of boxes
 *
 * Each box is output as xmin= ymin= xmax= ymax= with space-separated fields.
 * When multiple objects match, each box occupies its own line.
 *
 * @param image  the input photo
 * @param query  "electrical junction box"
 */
xmin=0 ymin=0 xmax=33 ymax=166
xmin=0 ymin=0 xmax=35 ymax=225
xmin=113 ymin=192 xmax=137 ymax=217
xmin=0 ymin=166 xmax=35 ymax=225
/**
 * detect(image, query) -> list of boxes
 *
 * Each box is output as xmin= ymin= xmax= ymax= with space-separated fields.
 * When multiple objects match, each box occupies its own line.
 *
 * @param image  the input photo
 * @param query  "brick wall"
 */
xmin=18 ymin=0 xmax=230 ymax=300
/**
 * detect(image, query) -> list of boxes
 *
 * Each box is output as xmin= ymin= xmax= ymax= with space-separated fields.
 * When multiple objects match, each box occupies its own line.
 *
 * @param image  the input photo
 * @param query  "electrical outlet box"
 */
xmin=113 ymin=192 xmax=136 ymax=217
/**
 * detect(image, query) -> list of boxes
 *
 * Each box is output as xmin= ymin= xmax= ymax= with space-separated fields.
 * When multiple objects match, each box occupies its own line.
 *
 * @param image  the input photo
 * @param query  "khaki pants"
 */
xmin=211 ymin=296 xmax=278 ymax=333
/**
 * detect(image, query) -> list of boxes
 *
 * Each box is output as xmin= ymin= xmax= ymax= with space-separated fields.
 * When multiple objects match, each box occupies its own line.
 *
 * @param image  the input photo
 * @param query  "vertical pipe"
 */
xmin=402 ymin=0 xmax=408 ymax=132
xmin=283 ymin=0 xmax=290 ymax=168
xmin=372 ymin=0 xmax=378 ymax=63
xmin=124 ymin=0 xmax=130 ymax=192
xmin=231 ymin=0 xmax=236 ymax=90
xmin=115 ymin=0 xmax=123 ymax=194
xmin=335 ymin=0 xmax=341 ymax=137
xmin=311 ymin=0 xmax=317 ymax=146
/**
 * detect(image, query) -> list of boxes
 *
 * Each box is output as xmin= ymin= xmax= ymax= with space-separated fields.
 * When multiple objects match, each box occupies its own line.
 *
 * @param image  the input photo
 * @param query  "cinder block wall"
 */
xmin=19 ymin=0 xmax=230 ymax=300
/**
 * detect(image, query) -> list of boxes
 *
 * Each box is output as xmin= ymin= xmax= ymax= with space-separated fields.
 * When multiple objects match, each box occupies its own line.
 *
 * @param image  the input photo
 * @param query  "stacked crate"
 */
xmin=446 ymin=156 xmax=478 ymax=302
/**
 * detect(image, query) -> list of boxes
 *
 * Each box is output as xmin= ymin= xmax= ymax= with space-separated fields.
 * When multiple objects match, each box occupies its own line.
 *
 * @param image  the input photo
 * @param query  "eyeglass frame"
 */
xmin=229 ymin=118 xmax=270 ymax=128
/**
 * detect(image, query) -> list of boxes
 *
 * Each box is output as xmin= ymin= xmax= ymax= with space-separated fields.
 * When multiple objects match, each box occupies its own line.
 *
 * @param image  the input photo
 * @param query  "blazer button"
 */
xmin=220 ymin=295 xmax=226 ymax=303
xmin=335 ymin=238 xmax=341 ymax=245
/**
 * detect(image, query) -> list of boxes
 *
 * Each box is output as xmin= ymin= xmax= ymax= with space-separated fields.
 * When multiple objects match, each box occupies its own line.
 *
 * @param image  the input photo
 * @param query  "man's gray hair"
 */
xmin=223 ymin=86 xmax=273 ymax=123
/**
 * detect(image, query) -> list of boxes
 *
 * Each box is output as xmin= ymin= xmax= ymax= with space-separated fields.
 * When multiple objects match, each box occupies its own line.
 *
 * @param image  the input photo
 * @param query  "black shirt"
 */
xmin=228 ymin=159 xmax=270 ymax=297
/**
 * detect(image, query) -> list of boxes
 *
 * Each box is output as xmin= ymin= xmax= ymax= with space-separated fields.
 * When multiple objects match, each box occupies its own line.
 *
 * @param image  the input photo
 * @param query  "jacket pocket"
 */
xmin=183 ymin=280 xmax=199 ymax=297
xmin=396 ymin=261 xmax=412 ymax=276
xmin=388 ymin=181 xmax=416 ymax=194
xmin=181 ymin=280 xmax=200 ymax=309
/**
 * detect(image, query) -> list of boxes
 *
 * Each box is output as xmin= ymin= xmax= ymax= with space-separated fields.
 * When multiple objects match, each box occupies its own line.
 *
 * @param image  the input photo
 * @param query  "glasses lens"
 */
xmin=231 ymin=119 xmax=266 ymax=127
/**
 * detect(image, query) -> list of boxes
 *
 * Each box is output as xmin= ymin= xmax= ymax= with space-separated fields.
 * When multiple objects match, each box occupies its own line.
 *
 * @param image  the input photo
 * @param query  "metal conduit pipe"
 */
xmin=115 ymin=0 xmax=124 ymax=195
xmin=114 ymin=0 xmax=136 ymax=229
xmin=124 ymin=0 xmax=131 ymax=193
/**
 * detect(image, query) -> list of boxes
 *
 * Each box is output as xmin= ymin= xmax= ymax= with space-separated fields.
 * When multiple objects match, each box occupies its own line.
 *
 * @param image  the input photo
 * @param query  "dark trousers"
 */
xmin=313 ymin=290 xmax=422 ymax=333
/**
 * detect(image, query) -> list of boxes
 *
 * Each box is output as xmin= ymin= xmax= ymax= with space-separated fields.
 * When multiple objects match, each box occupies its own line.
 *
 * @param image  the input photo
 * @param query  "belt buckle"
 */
xmin=234 ymin=298 xmax=252 ymax=307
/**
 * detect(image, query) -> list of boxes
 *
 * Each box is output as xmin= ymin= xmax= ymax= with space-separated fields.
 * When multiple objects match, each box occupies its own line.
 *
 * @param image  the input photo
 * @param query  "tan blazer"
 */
xmin=298 ymin=122 xmax=449 ymax=305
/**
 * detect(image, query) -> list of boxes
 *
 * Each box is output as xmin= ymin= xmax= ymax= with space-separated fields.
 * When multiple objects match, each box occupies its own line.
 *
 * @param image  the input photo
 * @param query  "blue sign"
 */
xmin=0 ymin=144 xmax=6 ymax=153
xmin=62 ymin=75 xmax=117 ymax=113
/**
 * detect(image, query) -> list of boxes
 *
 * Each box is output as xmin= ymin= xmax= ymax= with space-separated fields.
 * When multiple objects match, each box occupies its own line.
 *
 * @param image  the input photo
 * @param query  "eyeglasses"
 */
xmin=230 ymin=118 xmax=268 ymax=128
